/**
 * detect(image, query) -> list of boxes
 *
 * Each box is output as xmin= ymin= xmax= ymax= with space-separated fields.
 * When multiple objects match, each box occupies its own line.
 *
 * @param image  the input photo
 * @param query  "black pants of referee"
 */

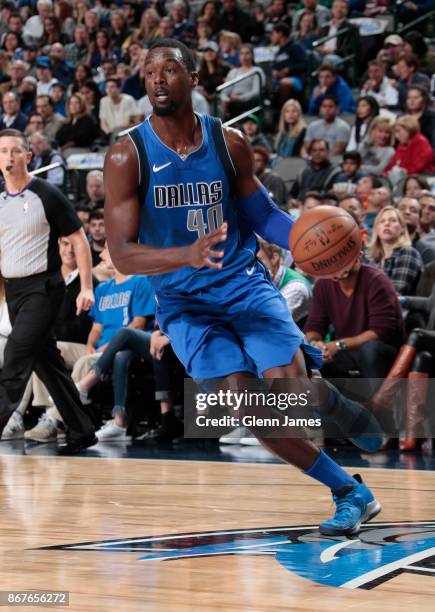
xmin=0 ymin=271 xmax=95 ymax=442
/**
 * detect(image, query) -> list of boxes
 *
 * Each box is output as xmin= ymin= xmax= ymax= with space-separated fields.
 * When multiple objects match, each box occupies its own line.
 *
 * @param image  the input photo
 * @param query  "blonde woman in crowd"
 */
xmin=273 ymin=99 xmax=307 ymax=158
xmin=359 ymin=116 xmax=395 ymax=174
xmin=132 ymin=8 xmax=160 ymax=48
xmin=369 ymin=206 xmax=423 ymax=296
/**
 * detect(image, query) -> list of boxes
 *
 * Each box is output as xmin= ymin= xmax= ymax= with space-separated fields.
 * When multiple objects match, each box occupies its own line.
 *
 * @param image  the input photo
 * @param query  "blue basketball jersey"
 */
xmin=129 ymin=114 xmax=258 ymax=294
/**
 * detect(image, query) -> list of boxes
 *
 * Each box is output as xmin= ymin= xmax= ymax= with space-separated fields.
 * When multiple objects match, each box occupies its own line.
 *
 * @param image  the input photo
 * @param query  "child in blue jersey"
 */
xmin=74 ymin=245 xmax=155 ymax=440
xmin=104 ymin=38 xmax=383 ymax=537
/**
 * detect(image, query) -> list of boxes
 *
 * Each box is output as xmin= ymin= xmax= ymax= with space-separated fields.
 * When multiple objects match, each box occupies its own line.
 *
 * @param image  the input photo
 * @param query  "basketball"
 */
xmin=289 ymin=206 xmax=361 ymax=277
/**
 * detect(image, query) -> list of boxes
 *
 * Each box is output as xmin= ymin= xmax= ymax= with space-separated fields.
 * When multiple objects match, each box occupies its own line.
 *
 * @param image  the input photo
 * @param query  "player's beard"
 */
xmin=153 ymin=101 xmax=177 ymax=116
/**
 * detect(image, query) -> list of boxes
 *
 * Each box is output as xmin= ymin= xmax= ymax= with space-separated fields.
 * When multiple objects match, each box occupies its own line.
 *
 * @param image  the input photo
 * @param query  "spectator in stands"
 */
xmin=87 ymin=29 xmax=119 ymax=70
xmin=396 ymin=0 xmax=434 ymax=29
xmin=196 ymin=16 xmax=213 ymax=51
xmin=76 ymin=204 xmax=91 ymax=236
xmin=331 ymin=150 xmax=365 ymax=195
xmin=70 ymin=244 xmax=155 ymax=442
xmin=292 ymin=0 xmax=331 ymax=31
xmin=48 ymin=42 xmax=74 ymax=86
xmin=84 ymin=8 xmax=100 ymax=42
xmin=369 ymin=206 xmax=423 ymax=295
xmin=198 ymin=41 xmax=230 ymax=103
xmin=315 ymin=0 xmax=359 ymax=65
xmin=0 ymin=91 xmax=27 ymax=131
xmin=2 ymin=31 xmax=21 ymax=61
xmin=122 ymin=47 xmax=147 ymax=100
xmin=258 ymin=240 xmax=312 ymax=327
xmin=132 ymin=9 xmax=160 ymax=48
xmin=241 ymin=113 xmax=271 ymax=151
xmin=270 ymin=22 xmax=307 ymax=106
xmin=89 ymin=209 xmax=106 ymax=266
xmin=64 ymin=24 xmax=88 ymax=66
xmin=259 ymin=0 xmax=293 ymax=35
xmin=299 ymin=191 xmax=323 ymax=214
xmin=346 ymin=96 xmax=379 ymax=151
xmin=290 ymin=10 xmax=318 ymax=51
xmin=305 ymin=254 xmax=405 ymax=399
xmin=198 ymin=1 xmax=221 ymax=36
xmin=308 ymin=63 xmax=355 ymax=115
xmin=29 ymin=130 xmax=65 ymax=187
xmin=24 ymin=234 xmax=98 ymax=443
xmin=218 ymin=30 xmax=241 ymax=67
xmin=364 ymin=185 xmax=393 ymax=237
xmin=56 ymin=92 xmax=100 ymax=151
xmin=321 ymin=191 xmax=339 ymax=206
xmin=137 ymin=327 xmax=185 ymax=443
xmin=377 ymin=34 xmax=403 ymax=74
xmin=339 ymin=194 xmax=368 ymax=246
xmin=273 ymin=98 xmax=306 ymax=158
xmin=110 ymin=9 xmax=131 ymax=51
xmin=35 ymin=94 xmax=65 ymax=141
xmin=41 ymin=15 xmax=66 ymax=46
xmin=69 ymin=64 xmax=92 ymax=96
xmin=218 ymin=0 xmax=254 ymax=43
xmin=403 ymin=30 xmax=435 ymax=78
xmin=82 ymin=170 xmax=105 ymax=211
xmin=406 ymin=85 xmax=435 ymax=148
xmin=99 ymin=77 xmax=136 ymax=136
xmin=290 ymin=139 xmax=340 ymax=201
xmin=304 ymin=95 xmax=351 ymax=155
xmin=5 ymin=11 xmax=24 ymax=43
xmin=17 ymin=75 xmax=37 ymax=116
xmin=220 ymin=43 xmax=265 ymax=118
xmin=359 ymin=116 xmax=395 ymax=174
xmin=360 ymin=60 xmax=399 ymax=108
xmin=158 ymin=17 xmax=175 ymax=42
xmin=80 ymin=79 xmax=101 ymax=123
xmin=170 ymin=0 xmax=196 ymax=47
xmin=8 ymin=59 xmax=28 ymax=94
xmin=385 ymin=115 xmax=435 ymax=176
xmin=50 ymin=81 xmax=66 ymax=116
xmin=403 ymin=175 xmax=430 ymax=199
xmin=54 ymin=0 xmax=75 ymax=41
xmin=398 ymin=196 xmax=435 ymax=265
xmin=253 ymin=145 xmax=287 ymax=211
xmin=35 ymin=56 xmax=57 ymax=95
xmin=419 ymin=191 xmax=435 ymax=238
xmin=25 ymin=111 xmax=44 ymax=136
xmin=394 ymin=53 xmax=430 ymax=111
xmin=22 ymin=0 xmax=53 ymax=47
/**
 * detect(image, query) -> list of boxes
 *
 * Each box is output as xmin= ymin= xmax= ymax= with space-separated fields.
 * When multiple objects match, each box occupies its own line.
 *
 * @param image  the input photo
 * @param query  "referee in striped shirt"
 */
xmin=0 ymin=129 xmax=97 ymax=453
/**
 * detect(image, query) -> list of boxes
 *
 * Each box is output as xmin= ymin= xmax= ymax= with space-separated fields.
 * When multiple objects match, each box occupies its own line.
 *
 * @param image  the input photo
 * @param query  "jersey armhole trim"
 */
xmin=128 ymin=127 xmax=150 ymax=202
xmin=127 ymin=131 xmax=141 ymax=186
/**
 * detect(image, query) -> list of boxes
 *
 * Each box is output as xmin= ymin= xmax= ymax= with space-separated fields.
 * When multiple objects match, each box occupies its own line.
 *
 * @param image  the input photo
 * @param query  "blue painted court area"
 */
xmin=0 ymin=438 xmax=434 ymax=471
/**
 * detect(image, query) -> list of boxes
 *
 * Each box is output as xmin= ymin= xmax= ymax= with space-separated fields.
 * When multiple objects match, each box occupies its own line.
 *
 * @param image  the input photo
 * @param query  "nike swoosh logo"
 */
xmin=246 ymin=265 xmax=255 ymax=276
xmin=153 ymin=162 xmax=171 ymax=172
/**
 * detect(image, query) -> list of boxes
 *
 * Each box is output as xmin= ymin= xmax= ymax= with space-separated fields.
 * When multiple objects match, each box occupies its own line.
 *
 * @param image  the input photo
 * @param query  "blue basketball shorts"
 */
xmin=156 ymin=261 xmax=322 ymax=379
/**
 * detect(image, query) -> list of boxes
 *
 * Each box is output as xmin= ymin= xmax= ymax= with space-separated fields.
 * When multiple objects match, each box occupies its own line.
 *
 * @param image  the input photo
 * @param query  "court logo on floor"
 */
xmin=40 ymin=521 xmax=435 ymax=589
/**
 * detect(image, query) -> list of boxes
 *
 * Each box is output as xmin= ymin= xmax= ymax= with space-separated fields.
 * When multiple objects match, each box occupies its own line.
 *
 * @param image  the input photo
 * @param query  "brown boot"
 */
xmin=370 ymin=344 xmax=417 ymax=412
xmin=399 ymin=353 xmax=431 ymax=452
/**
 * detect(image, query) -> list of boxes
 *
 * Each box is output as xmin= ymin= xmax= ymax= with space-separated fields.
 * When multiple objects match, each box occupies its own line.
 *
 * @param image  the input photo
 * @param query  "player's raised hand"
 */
xmin=187 ymin=223 xmax=227 ymax=269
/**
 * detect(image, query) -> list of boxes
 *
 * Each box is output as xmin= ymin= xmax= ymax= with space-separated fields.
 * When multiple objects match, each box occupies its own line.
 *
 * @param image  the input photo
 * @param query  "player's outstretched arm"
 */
xmin=104 ymin=138 xmax=227 ymax=275
xmin=224 ymin=127 xmax=295 ymax=251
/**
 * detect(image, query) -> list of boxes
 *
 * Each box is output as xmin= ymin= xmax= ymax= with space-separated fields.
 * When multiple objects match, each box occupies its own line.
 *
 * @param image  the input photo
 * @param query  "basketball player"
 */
xmin=104 ymin=39 xmax=381 ymax=536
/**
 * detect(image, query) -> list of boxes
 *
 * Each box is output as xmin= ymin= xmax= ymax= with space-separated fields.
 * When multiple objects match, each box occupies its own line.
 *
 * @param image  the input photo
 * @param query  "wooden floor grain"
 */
xmin=0 ymin=455 xmax=433 ymax=611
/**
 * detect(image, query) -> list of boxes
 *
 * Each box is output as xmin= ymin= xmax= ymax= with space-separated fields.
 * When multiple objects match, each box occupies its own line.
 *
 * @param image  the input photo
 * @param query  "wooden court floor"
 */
xmin=0 ymin=455 xmax=434 ymax=611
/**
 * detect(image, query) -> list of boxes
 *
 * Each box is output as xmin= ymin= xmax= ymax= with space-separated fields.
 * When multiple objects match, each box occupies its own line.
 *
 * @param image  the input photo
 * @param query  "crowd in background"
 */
xmin=0 ymin=0 xmax=434 ymax=452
